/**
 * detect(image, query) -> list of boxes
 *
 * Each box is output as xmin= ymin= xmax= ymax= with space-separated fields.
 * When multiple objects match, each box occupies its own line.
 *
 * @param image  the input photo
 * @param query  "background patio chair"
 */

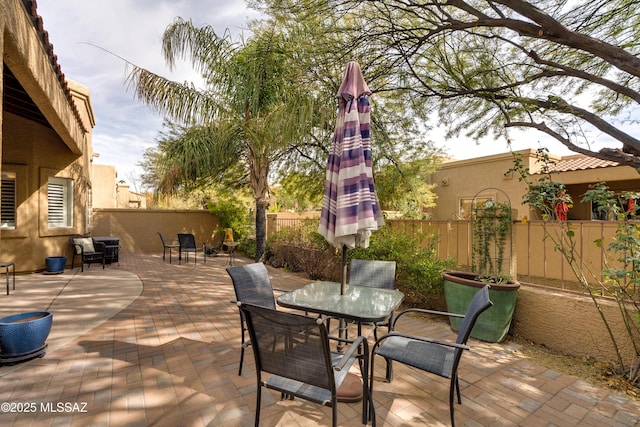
xmin=348 ymin=259 xmax=397 ymax=339
xmin=157 ymin=232 xmax=179 ymax=263
xmin=177 ymin=233 xmax=206 ymax=265
xmin=70 ymin=236 xmax=106 ymax=272
xmin=239 ymin=302 xmax=370 ymax=427
xmin=226 ymin=262 xmax=286 ymax=375
xmin=370 ymin=285 xmax=492 ymax=427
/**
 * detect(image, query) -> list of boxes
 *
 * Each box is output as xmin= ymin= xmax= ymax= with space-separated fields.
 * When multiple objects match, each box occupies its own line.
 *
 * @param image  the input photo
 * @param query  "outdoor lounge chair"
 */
xmin=226 ymin=262 xmax=286 ymax=376
xmin=70 ymin=236 xmax=106 ymax=272
xmin=239 ymin=302 xmax=370 ymax=427
xmin=177 ymin=233 xmax=206 ymax=265
xmin=348 ymin=259 xmax=397 ymax=339
xmin=370 ymin=285 xmax=493 ymax=427
xmin=157 ymin=232 xmax=179 ymax=263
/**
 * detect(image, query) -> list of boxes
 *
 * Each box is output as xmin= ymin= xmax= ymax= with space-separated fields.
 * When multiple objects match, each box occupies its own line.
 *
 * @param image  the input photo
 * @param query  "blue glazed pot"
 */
xmin=45 ymin=256 xmax=66 ymax=273
xmin=0 ymin=312 xmax=53 ymax=356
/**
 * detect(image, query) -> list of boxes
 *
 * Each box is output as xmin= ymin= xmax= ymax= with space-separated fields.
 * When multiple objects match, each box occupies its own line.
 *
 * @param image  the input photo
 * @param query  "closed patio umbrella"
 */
xmin=318 ymin=61 xmax=384 ymax=295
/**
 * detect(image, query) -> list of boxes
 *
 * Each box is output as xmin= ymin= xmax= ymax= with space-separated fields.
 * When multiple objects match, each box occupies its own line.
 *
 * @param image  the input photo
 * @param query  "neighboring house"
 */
xmin=429 ymin=149 xmax=640 ymax=221
xmin=92 ymin=165 xmax=147 ymax=209
xmin=1 ymin=0 xmax=96 ymax=272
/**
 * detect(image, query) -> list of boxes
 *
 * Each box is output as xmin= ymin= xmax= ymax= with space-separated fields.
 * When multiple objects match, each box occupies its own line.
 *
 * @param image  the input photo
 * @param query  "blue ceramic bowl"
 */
xmin=0 ymin=312 xmax=53 ymax=356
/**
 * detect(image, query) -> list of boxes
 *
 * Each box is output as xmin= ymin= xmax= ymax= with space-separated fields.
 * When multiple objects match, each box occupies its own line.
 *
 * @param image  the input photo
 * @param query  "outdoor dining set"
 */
xmin=157 ymin=231 xmax=240 ymax=266
xmin=227 ymin=260 xmax=493 ymax=427
xmin=162 ymin=61 xmax=495 ymax=426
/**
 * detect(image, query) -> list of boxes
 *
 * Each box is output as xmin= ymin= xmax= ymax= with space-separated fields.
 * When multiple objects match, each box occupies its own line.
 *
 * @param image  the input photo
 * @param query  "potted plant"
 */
xmin=444 ymin=188 xmax=520 ymax=342
xmin=0 ymin=311 xmax=52 ymax=364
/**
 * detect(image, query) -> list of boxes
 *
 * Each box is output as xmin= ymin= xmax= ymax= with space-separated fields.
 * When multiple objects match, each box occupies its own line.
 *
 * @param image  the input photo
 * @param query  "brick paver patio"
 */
xmin=0 ymin=253 xmax=638 ymax=426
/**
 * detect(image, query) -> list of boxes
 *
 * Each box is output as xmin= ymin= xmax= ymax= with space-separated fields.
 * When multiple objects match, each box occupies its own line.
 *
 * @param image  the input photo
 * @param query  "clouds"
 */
xmin=36 ymin=0 xmax=259 ymax=182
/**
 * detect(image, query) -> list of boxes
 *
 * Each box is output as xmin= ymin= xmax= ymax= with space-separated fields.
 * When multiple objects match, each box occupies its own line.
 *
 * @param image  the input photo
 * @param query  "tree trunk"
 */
xmin=255 ymin=200 xmax=267 ymax=262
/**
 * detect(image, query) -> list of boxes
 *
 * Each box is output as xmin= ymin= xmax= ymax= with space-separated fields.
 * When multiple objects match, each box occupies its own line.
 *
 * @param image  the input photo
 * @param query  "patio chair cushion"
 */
xmin=73 ymin=238 xmax=95 ymax=254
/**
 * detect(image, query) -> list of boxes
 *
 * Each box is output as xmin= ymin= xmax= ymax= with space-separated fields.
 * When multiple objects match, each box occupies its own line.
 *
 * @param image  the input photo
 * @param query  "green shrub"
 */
xmin=346 ymin=227 xmax=454 ymax=304
xmin=207 ymin=198 xmax=252 ymax=241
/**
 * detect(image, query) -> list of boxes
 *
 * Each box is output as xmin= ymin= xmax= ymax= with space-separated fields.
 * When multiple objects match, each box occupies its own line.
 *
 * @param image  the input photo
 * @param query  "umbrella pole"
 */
xmin=341 ymin=244 xmax=348 ymax=295
xmin=338 ymin=245 xmax=348 ymax=352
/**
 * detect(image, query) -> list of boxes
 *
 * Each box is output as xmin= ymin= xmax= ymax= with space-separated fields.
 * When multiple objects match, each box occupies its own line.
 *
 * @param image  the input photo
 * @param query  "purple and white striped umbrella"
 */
xmin=318 ymin=62 xmax=384 ymax=292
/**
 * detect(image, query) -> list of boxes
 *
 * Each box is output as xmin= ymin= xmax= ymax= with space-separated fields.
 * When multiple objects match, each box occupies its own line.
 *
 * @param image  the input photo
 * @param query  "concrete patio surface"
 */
xmin=0 ymin=253 xmax=638 ymax=426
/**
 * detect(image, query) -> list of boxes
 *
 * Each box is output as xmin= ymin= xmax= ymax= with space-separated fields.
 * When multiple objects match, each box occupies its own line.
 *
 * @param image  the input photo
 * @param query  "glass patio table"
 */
xmin=277 ymin=280 xmax=404 ymax=420
xmin=277 ymin=281 xmax=404 ymax=330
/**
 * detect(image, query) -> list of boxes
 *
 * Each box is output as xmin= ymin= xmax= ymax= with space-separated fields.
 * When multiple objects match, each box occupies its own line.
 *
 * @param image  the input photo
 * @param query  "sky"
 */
xmin=35 ymin=1 xmax=624 ymax=187
xmin=36 ymin=0 xmax=261 ymax=185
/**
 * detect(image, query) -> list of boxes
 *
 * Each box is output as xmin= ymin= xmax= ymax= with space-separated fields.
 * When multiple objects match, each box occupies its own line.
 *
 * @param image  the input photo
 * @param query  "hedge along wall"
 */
xmin=92 ymin=209 xmax=220 ymax=255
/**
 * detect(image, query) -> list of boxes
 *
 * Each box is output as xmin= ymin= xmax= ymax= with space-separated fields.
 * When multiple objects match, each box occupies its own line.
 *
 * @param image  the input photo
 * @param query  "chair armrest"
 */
xmin=377 ymin=331 xmax=470 ymax=352
xmin=333 ymin=336 xmax=368 ymax=372
xmin=392 ymin=307 xmax=464 ymax=329
xmin=272 ymin=287 xmax=289 ymax=294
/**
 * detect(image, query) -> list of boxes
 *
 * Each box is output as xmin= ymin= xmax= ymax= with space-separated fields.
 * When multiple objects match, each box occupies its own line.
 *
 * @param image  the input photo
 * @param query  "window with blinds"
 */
xmin=1 ymin=172 xmax=16 ymax=229
xmin=48 ymin=177 xmax=73 ymax=228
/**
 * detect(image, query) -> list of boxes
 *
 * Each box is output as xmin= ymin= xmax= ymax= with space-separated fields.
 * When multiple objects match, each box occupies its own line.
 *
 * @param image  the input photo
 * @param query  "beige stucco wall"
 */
xmin=513 ymin=285 xmax=639 ymax=366
xmin=1 ymin=0 xmax=95 ymax=272
xmin=431 ymin=150 xmax=539 ymax=221
xmin=92 ymin=165 xmax=117 ymax=208
xmin=91 ymin=209 xmax=220 ymax=255
xmin=1 ymin=0 xmax=88 ymax=154
xmin=431 ymin=150 xmax=640 ymax=221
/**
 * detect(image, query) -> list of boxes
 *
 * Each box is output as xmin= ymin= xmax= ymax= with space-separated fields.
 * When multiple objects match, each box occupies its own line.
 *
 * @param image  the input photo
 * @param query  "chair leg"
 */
xmin=332 ymin=402 xmax=337 ymax=427
xmin=369 ymin=353 xmax=377 ymax=424
xmin=238 ymin=346 xmax=245 ymax=376
xmin=254 ymin=385 xmax=262 ymax=427
xmin=450 ymin=375 xmax=458 ymax=427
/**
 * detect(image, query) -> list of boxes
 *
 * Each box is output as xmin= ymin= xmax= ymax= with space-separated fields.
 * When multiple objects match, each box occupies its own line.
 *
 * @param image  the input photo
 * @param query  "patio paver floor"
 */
xmin=0 ymin=253 xmax=638 ymax=426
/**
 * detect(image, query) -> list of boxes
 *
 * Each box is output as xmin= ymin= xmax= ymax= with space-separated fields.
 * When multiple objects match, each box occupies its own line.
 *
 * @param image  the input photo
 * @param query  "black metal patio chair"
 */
xmin=226 ymin=262 xmax=287 ymax=376
xmin=348 ymin=259 xmax=397 ymax=339
xmin=157 ymin=232 xmax=179 ymax=263
xmin=177 ymin=233 xmax=206 ymax=265
xmin=70 ymin=236 xmax=105 ymax=272
xmin=239 ymin=302 xmax=370 ymax=427
xmin=370 ymin=285 xmax=492 ymax=427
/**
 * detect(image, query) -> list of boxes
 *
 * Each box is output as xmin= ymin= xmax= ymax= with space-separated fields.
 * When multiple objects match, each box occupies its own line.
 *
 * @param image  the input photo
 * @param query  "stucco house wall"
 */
xmin=430 ymin=149 xmax=640 ymax=221
xmin=1 ymin=0 xmax=96 ymax=272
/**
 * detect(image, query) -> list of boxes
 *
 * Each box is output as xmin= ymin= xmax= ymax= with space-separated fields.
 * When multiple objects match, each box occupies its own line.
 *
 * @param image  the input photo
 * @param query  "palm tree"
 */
xmin=126 ymin=19 xmax=315 ymax=260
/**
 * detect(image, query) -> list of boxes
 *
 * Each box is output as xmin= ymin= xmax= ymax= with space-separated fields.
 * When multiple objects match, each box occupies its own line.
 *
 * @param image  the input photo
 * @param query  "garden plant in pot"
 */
xmin=444 ymin=188 xmax=520 ymax=343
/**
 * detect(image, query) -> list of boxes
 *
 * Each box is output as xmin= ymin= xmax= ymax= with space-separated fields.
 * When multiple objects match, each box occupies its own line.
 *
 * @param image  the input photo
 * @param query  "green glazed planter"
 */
xmin=444 ymin=271 xmax=519 ymax=343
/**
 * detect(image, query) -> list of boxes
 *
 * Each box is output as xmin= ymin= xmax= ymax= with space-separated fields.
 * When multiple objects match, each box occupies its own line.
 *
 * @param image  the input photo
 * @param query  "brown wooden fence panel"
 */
xmin=265 ymin=215 xmax=629 ymax=291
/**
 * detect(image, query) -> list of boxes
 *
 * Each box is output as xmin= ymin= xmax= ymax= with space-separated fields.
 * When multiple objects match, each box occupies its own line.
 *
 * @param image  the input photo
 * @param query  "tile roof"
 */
xmin=21 ymin=0 xmax=87 ymax=132
xmin=547 ymin=156 xmax=619 ymax=172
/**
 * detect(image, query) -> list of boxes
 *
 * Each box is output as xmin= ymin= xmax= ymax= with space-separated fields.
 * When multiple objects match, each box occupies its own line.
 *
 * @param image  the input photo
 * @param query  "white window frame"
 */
xmin=48 ymin=177 xmax=73 ymax=228
xmin=1 ymin=172 xmax=16 ymax=229
xmin=458 ymin=196 xmax=494 ymax=220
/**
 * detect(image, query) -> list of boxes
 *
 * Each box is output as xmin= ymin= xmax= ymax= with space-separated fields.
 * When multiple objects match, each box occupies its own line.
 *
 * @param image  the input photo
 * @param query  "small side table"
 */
xmin=0 ymin=262 xmax=15 ymax=295
xmin=223 ymin=242 xmax=240 ymax=266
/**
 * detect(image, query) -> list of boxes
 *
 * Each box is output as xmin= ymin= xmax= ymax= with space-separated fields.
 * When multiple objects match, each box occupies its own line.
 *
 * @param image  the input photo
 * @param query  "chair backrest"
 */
xmin=348 ymin=259 xmax=396 ymax=289
xmin=177 ymin=233 xmax=196 ymax=250
xmin=226 ymin=263 xmax=276 ymax=310
xmin=157 ymin=231 xmax=168 ymax=245
xmin=240 ymin=303 xmax=334 ymax=391
xmin=456 ymin=285 xmax=493 ymax=345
